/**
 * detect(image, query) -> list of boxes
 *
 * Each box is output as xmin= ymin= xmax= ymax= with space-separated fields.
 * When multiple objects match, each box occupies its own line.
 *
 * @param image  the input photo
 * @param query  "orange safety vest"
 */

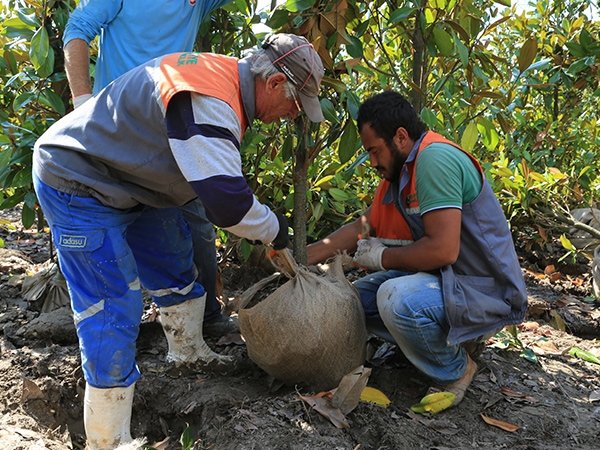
xmin=158 ymin=53 xmax=248 ymax=130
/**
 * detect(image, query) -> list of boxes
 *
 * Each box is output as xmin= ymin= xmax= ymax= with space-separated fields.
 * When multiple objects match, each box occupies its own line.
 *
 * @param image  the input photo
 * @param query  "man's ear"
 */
xmin=265 ymin=72 xmax=287 ymax=93
xmin=393 ymin=127 xmax=411 ymax=150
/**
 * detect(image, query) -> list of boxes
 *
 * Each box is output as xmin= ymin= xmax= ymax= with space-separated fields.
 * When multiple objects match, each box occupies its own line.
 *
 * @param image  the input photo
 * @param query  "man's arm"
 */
xmin=380 ymin=208 xmax=462 ymax=272
xmin=306 ymin=208 xmax=372 ymax=265
xmin=64 ymin=38 xmax=92 ymax=103
xmin=63 ymin=0 xmax=122 ymax=106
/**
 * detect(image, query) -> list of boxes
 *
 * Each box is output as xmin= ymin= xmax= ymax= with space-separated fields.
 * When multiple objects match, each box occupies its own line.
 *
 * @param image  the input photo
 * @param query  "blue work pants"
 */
xmin=34 ymin=174 xmax=204 ymax=388
xmin=354 ymin=271 xmax=469 ymax=385
xmin=179 ymin=199 xmax=220 ymax=322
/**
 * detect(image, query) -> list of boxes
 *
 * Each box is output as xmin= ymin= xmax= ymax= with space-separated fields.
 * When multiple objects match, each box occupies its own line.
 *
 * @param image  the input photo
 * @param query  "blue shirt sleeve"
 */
xmin=63 ymin=0 xmax=123 ymax=45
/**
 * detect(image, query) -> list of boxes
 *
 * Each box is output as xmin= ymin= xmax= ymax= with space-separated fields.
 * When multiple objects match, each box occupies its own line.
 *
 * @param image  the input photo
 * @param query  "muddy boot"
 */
xmin=84 ymin=383 xmax=134 ymax=450
xmin=159 ymin=294 xmax=234 ymax=368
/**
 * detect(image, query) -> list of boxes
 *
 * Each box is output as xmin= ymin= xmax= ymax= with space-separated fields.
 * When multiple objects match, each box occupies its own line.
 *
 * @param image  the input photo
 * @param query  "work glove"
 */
xmin=353 ymin=238 xmax=387 ymax=271
xmin=245 ymin=212 xmax=290 ymax=249
xmin=72 ymin=93 xmax=92 ymax=109
xmin=271 ymin=212 xmax=290 ymax=250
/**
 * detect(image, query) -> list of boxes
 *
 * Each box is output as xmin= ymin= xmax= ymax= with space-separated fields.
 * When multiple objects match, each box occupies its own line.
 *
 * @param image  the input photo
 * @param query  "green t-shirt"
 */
xmin=415 ymin=143 xmax=482 ymax=214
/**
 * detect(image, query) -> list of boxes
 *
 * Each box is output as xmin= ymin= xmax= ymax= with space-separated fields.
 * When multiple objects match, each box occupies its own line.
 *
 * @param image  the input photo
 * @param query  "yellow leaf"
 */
xmin=410 ymin=391 xmax=455 ymax=415
xmin=359 ymin=386 xmax=390 ymax=407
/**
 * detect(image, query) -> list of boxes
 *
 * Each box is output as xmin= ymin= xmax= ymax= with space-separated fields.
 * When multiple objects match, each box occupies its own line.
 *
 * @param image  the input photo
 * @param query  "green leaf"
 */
xmin=40 ymin=88 xmax=66 ymax=116
xmin=21 ymin=203 xmax=35 ymax=229
xmin=455 ymin=37 xmax=469 ymax=67
xmin=420 ymin=108 xmax=438 ymax=129
xmin=12 ymin=168 xmax=33 ymax=188
xmin=24 ymin=191 xmax=37 ymax=209
xmin=345 ymin=36 xmax=363 ymax=59
xmin=36 ymin=48 xmax=55 ymax=78
xmin=2 ymin=16 xmax=36 ymax=37
xmin=518 ymin=38 xmax=538 ymax=74
xmin=321 ymin=76 xmax=347 ymax=93
xmin=388 ymin=7 xmax=415 ymax=24
xmin=311 ymin=201 xmax=324 ymax=221
xmin=338 ymin=119 xmax=358 ymax=164
xmin=346 ymin=91 xmax=361 ymax=120
xmin=321 ymin=98 xmax=339 ymax=124
xmin=29 ymin=26 xmax=50 ymax=71
xmin=565 ymin=42 xmax=587 ymax=58
xmin=13 ymin=92 xmax=36 ymax=111
xmin=283 ymin=0 xmax=316 ymax=13
xmin=16 ymin=8 xmax=40 ymax=27
xmin=433 ymin=27 xmax=454 ymax=57
xmin=569 ymin=347 xmax=600 ymax=365
xmin=520 ymin=348 xmax=538 ymax=363
xmin=579 ymin=29 xmax=593 ymax=50
xmin=265 ymin=9 xmax=290 ymax=29
xmin=460 ymin=122 xmax=478 ymax=152
xmin=179 ymin=426 xmax=194 ymax=450
xmin=0 ymin=191 xmax=25 ymax=209
xmin=329 ymin=188 xmax=350 ymax=201
xmin=284 ymin=192 xmax=294 ymax=211
xmin=281 ymin=134 xmax=293 ymax=161
xmin=477 ymin=118 xmax=499 ymax=151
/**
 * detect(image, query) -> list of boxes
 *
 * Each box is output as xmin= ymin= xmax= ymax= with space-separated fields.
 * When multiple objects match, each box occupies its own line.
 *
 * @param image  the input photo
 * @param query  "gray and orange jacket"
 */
xmin=34 ymin=52 xmax=282 ymax=245
xmin=370 ymin=131 xmax=527 ymax=345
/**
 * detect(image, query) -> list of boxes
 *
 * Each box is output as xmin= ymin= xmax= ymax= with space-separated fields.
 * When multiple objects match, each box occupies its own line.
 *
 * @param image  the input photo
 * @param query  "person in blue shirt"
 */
xmin=63 ymin=0 xmax=239 ymax=341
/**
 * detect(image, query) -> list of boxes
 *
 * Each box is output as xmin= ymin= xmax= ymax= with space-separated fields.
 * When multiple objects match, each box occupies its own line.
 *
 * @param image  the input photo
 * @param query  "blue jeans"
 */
xmin=179 ymin=199 xmax=220 ymax=322
xmin=354 ymin=271 xmax=468 ymax=385
xmin=34 ymin=174 xmax=204 ymax=388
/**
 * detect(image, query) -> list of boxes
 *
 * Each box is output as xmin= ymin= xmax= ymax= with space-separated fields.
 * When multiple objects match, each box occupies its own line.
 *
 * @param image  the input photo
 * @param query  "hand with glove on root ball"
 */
xmin=306 ymin=90 xmax=527 ymax=414
xmin=34 ymin=33 xmax=324 ymax=450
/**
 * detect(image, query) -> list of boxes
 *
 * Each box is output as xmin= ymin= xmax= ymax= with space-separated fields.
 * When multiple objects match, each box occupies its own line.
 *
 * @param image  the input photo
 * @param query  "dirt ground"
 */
xmin=1 ymin=207 xmax=599 ymax=450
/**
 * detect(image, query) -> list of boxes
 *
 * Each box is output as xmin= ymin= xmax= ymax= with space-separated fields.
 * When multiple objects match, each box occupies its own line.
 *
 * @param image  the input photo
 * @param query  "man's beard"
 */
xmin=382 ymin=141 xmax=405 ymax=182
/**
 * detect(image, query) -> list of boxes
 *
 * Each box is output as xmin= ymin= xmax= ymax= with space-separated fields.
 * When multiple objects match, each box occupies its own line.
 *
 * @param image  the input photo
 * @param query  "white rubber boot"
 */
xmin=158 ymin=294 xmax=233 ymax=365
xmin=84 ymin=383 xmax=134 ymax=450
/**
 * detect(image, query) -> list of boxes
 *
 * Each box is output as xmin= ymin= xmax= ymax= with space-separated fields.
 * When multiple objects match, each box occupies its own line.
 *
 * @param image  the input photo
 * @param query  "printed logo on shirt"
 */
xmin=190 ymin=0 xmax=197 ymax=4
xmin=177 ymin=53 xmax=199 ymax=66
xmin=59 ymin=234 xmax=87 ymax=249
xmin=405 ymin=193 xmax=418 ymax=208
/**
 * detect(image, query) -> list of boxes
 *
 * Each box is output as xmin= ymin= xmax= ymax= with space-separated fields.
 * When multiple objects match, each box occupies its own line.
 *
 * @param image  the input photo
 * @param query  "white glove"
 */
xmin=72 ymin=93 xmax=92 ymax=109
xmin=353 ymin=238 xmax=387 ymax=271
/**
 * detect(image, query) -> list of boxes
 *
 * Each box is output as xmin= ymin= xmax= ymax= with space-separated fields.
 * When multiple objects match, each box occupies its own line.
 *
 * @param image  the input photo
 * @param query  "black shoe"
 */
xmin=203 ymin=314 xmax=239 ymax=338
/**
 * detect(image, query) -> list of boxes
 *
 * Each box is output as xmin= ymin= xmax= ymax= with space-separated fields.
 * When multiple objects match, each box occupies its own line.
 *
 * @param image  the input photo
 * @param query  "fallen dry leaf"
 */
xmin=544 ymin=265 xmax=556 ymax=274
xmin=519 ymin=321 xmax=540 ymax=331
xmin=480 ymin=413 xmax=522 ymax=432
xmin=21 ymin=377 xmax=44 ymax=403
xmin=331 ymin=365 xmax=371 ymax=415
xmin=298 ymin=392 xmax=349 ymax=429
xmin=532 ymin=340 xmax=560 ymax=355
xmin=525 ymin=269 xmax=545 ymax=279
xmin=556 ymin=295 xmax=578 ymax=307
xmin=548 ymin=271 xmax=562 ymax=283
xmin=500 ymin=387 xmax=539 ymax=404
xmin=549 ymin=310 xmax=566 ymax=332
xmin=148 ymin=437 xmax=170 ymax=450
